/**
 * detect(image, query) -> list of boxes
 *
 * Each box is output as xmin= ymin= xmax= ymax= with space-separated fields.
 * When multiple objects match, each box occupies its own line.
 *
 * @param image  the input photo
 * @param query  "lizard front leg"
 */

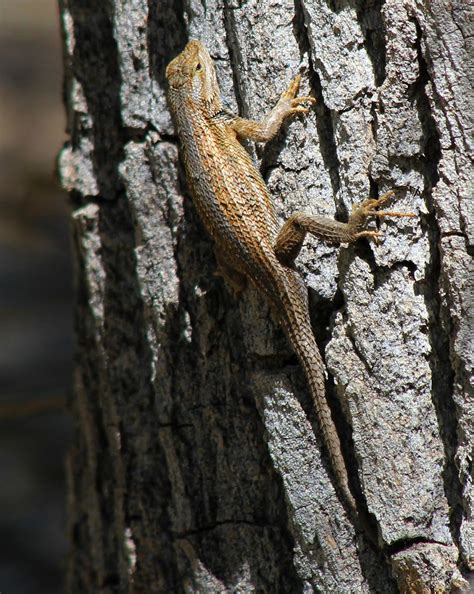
xmin=213 ymin=75 xmax=315 ymax=142
xmin=275 ymin=191 xmax=416 ymax=266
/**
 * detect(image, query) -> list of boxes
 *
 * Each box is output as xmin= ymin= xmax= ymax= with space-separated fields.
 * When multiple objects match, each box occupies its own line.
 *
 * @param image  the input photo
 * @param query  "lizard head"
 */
xmin=166 ymin=40 xmax=221 ymax=114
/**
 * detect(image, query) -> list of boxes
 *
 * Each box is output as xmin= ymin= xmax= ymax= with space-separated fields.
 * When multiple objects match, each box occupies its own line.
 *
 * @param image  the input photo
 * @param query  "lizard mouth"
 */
xmin=165 ymin=63 xmax=186 ymax=89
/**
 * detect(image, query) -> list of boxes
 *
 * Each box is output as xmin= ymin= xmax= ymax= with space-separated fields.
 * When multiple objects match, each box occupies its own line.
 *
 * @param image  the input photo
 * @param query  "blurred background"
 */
xmin=0 ymin=2 xmax=73 ymax=593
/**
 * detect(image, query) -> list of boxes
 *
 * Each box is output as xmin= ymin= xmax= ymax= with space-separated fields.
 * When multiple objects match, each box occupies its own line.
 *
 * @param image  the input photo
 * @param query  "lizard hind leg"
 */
xmin=274 ymin=213 xmax=307 ymax=267
xmin=214 ymin=249 xmax=248 ymax=298
xmin=274 ymin=211 xmax=356 ymax=267
xmin=274 ymin=192 xmax=417 ymax=265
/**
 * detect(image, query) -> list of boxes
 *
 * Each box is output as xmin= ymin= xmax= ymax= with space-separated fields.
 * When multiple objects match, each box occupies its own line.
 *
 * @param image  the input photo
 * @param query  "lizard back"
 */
xmin=172 ymin=118 xmax=280 ymax=284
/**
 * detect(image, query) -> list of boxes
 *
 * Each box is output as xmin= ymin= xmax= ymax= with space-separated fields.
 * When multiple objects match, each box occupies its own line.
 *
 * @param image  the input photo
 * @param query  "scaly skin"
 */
xmin=166 ymin=40 xmax=415 ymax=515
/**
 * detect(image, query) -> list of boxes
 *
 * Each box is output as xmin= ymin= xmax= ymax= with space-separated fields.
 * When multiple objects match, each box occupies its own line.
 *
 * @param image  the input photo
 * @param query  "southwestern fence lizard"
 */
xmin=166 ymin=40 xmax=414 ymax=514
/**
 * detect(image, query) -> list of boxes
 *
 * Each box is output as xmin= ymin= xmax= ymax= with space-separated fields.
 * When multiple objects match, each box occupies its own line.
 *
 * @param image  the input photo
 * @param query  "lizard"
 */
xmin=165 ymin=40 xmax=415 ymax=515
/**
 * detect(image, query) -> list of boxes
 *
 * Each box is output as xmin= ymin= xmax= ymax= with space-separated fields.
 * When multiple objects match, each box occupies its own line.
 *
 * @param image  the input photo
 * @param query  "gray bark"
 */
xmin=58 ymin=1 xmax=473 ymax=592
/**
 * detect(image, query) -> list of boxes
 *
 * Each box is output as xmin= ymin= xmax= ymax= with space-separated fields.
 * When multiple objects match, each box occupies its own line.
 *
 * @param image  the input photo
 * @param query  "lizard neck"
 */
xmin=169 ymin=86 xmax=222 ymax=123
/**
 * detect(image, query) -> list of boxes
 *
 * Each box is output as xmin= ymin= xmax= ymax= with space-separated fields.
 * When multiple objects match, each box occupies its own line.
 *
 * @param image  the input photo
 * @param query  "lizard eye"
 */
xmin=196 ymin=62 xmax=202 ymax=71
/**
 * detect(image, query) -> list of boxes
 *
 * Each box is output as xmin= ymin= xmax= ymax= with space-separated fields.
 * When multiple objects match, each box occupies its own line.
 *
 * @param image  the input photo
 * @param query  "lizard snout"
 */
xmin=165 ymin=61 xmax=187 ymax=89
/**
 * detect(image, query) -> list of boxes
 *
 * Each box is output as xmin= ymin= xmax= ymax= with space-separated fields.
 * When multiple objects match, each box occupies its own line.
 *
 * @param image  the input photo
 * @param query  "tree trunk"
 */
xmin=58 ymin=1 xmax=473 ymax=592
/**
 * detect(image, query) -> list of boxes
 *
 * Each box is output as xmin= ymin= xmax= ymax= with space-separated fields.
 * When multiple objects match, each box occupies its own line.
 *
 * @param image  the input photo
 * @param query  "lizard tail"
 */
xmin=281 ymin=304 xmax=358 ymax=516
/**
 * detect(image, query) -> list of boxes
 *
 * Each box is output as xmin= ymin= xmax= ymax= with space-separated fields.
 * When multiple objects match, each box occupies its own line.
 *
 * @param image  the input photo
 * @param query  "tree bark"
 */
xmin=58 ymin=1 xmax=473 ymax=592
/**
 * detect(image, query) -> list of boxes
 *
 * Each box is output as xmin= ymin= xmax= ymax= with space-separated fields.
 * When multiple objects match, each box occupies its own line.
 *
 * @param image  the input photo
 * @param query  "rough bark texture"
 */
xmin=58 ymin=1 xmax=473 ymax=592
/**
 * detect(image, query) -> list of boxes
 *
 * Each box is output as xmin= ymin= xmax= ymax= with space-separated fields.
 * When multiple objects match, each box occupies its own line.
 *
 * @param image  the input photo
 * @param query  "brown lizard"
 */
xmin=166 ymin=40 xmax=415 ymax=515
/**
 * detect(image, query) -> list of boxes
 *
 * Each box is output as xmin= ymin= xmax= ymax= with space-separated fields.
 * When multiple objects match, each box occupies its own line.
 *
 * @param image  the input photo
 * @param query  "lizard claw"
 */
xmin=354 ymin=230 xmax=383 ymax=245
xmin=283 ymin=74 xmax=302 ymax=99
xmin=369 ymin=190 xmax=395 ymax=208
xmin=357 ymin=190 xmax=416 ymax=220
xmin=367 ymin=210 xmax=417 ymax=218
xmin=288 ymin=106 xmax=310 ymax=116
xmin=348 ymin=190 xmax=416 ymax=244
xmin=291 ymin=96 xmax=316 ymax=108
xmin=279 ymin=77 xmax=315 ymax=120
xmin=282 ymin=76 xmax=315 ymax=107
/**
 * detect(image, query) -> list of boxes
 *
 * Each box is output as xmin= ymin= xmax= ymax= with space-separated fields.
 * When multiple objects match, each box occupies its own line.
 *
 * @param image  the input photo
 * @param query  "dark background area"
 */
xmin=0 ymin=2 xmax=73 ymax=593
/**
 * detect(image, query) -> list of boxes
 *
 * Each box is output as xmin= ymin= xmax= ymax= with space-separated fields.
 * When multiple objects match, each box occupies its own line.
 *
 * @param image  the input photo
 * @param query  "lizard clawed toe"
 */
xmin=347 ymin=190 xmax=417 ymax=244
xmin=357 ymin=191 xmax=416 ymax=220
xmin=289 ymin=106 xmax=310 ymax=116
xmin=291 ymin=96 xmax=316 ymax=108
xmin=355 ymin=230 xmax=383 ymax=245
xmin=278 ymin=75 xmax=315 ymax=121
xmin=283 ymin=74 xmax=302 ymax=99
xmin=370 ymin=190 xmax=396 ymax=208
xmin=367 ymin=210 xmax=417 ymax=219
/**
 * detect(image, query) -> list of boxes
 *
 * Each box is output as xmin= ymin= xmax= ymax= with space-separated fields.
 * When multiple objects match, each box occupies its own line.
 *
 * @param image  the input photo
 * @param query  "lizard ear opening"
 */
xmin=196 ymin=62 xmax=202 ymax=71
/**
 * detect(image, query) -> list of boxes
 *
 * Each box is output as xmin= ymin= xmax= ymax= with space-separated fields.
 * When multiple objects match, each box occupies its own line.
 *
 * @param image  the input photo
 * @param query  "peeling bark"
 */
xmin=59 ymin=1 xmax=473 ymax=591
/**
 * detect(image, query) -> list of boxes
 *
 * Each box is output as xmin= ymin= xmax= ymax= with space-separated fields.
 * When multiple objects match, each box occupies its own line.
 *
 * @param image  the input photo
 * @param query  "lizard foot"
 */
xmin=280 ymin=74 xmax=316 ymax=117
xmin=357 ymin=190 xmax=417 ymax=220
xmin=348 ymin=190 xmax=416 ymax=244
